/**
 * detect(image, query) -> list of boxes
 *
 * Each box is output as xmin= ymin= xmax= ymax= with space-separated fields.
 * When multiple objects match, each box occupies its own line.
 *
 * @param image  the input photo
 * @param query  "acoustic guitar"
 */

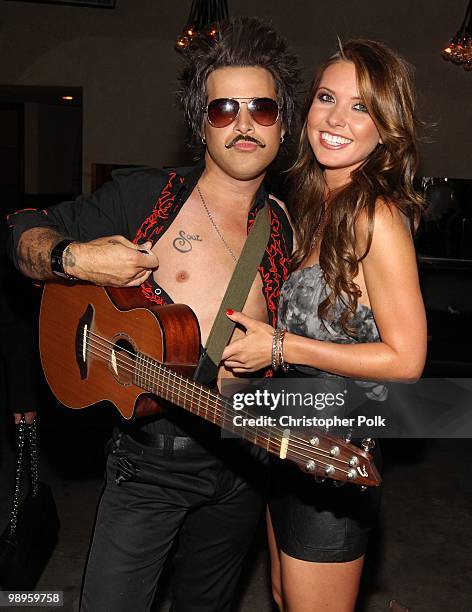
xmin=39 ymin=282 xmax=381 ymax=487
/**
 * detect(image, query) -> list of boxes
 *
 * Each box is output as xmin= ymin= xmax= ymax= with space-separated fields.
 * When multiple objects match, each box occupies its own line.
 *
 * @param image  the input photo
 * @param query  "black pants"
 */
xmin=80 ymin=431 xmax=266 ymax=612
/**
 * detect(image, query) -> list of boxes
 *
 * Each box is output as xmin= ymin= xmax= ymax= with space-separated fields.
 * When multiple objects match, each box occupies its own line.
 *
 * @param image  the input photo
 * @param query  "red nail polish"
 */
xmin=226 ymin=309 xmax=234 ymax=315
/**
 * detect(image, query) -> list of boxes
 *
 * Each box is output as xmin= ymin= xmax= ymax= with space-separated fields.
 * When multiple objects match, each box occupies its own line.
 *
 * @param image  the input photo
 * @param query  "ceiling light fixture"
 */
xmin=175 ymin=0 xmax=229 ymax=52
xmin=442 ymin=0 xmax=472 ymax=71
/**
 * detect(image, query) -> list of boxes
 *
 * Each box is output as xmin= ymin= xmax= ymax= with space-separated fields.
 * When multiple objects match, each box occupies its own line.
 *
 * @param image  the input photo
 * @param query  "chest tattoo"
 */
xmin=172 ymin=229 xmax=203 ymax=253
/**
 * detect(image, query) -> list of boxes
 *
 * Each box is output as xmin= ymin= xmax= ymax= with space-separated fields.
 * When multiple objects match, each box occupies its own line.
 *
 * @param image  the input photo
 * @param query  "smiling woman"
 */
xmin=222 ymin=39 xmax=427 ymax=612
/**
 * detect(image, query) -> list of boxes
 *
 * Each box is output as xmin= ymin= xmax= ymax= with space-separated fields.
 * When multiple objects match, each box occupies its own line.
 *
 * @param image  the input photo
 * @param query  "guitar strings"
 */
xmin=81 ymin=338 xmax=355 ymax=478
xmin=82 ymin=332 xmax=355 ymax=468
xmin=88 ymin=329 xmax=291 ymax=440
xmin=83 ymin=331 xmax=335 ymax=454
xmin=82 ymin=331 xmax=357 ymax=472
xmin=81 ymin=331 xmax=359 ymax=476
xmin=84 ymin=328 xmax=328 ymax=449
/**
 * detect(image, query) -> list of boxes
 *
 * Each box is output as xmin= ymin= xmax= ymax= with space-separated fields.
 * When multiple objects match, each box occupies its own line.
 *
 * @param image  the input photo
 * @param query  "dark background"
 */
xmin=0 ymin=1 xmax=471 ymax=610
xmin=0 ymin=0 xmax=471 ymax=195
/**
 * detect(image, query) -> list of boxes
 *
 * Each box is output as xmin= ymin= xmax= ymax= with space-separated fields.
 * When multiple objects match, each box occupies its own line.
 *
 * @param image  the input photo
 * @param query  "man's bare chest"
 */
xmin=150 ymin=199 xmax=267 ymax=344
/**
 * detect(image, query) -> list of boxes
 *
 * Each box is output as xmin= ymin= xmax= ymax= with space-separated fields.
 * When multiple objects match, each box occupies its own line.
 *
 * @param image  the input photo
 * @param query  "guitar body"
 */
xmin=39 ymin=282 xmax=201 ymax=419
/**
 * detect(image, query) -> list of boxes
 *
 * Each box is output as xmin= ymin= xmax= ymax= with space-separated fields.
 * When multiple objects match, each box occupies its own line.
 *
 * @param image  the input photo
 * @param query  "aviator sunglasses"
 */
xmin=203 ymin=97 xmax=281 ymax=128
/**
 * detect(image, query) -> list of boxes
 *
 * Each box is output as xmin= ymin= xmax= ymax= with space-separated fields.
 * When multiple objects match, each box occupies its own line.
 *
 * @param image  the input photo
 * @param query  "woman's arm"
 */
xmin=222 ymin=204 xmax=427 ymax=382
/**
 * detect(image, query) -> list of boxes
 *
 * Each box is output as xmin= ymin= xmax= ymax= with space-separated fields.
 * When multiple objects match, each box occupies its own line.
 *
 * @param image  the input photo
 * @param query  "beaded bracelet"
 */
xmin=271 ymin=329 xmax=279 ymax=371
xmin=271 ymin=329 xmax=290 ymax=373
xmin=279 ymin=330 xmax=290 ymax=373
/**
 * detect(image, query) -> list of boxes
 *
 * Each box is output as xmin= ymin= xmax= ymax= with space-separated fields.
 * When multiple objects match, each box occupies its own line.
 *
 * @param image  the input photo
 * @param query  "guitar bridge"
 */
xmin=75 ymin=303 xmax=93 ymax=379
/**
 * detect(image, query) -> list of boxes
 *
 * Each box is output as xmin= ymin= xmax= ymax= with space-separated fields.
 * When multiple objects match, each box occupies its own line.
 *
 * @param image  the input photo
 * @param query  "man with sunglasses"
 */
xmin=7 ymin=17 xmax=299 ymax=612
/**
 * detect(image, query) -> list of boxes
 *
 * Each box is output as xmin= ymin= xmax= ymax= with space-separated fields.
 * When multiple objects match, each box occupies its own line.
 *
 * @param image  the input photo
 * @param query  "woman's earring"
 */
xmin=280 ymin=135 xmax=285 ymax=144
xmin=201 ymin=136 xmax=207 ymax=145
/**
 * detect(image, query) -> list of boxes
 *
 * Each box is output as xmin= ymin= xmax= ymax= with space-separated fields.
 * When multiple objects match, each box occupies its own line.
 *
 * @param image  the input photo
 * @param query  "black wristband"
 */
xmin=50 ymin=239 xmax=77 ymax=279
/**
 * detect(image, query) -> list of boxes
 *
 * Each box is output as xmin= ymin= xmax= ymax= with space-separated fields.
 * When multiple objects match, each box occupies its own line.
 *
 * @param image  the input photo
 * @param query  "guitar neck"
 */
xmin=133 ymin=352 xmax=279 ymax=454
xmin=130 ymin=353 xmax=381 ymax=488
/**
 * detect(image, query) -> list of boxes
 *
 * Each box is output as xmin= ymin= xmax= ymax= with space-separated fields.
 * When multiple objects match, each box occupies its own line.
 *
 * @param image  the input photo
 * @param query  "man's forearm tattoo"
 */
xmin=18 ymin=228 xmax=64 ymax=278
xmin=172 ymin=230 xmax=202 ymax=253
xmin=63 ymin=245 xmax=76 ymax=270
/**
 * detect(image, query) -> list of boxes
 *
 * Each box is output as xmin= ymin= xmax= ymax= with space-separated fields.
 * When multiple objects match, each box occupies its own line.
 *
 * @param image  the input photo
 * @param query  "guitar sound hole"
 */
xmin=110 ymin=336 xmax=136 ymax=386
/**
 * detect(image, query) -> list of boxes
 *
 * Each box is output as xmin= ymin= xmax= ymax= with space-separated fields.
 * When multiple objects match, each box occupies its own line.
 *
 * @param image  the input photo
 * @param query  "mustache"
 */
xmin=225 ymin=135 xmax=266 ymax=149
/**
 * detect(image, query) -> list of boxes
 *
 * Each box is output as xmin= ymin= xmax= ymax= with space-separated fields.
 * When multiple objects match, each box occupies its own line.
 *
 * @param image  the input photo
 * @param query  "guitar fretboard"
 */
xmin=133 ymin=352 xmax=280 ymax=454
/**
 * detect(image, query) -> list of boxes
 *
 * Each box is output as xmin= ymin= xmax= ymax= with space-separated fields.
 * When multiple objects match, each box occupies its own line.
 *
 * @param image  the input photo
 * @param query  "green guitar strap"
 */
xmin=193 ymin=201 xmax=271 ymax=385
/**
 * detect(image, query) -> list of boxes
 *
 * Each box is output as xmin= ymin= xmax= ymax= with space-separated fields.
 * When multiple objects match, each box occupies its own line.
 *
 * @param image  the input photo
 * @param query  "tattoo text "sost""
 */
xmin=172 ymin=230 xmax=203 ymax=253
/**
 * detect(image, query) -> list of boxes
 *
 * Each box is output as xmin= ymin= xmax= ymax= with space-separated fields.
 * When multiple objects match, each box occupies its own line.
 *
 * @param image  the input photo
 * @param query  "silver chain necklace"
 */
xmin=196 ymin=183 xmax=238 ymax=262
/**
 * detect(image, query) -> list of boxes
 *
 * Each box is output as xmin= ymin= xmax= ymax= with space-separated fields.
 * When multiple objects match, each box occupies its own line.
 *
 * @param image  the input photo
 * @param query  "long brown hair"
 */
xmin=290 ymin=39 xmax=425 ymax=333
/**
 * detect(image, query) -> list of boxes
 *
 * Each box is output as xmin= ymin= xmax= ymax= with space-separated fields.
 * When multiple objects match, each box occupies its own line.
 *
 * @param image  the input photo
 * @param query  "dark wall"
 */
xmin=0 ymin=0 xmax=470 ymax=190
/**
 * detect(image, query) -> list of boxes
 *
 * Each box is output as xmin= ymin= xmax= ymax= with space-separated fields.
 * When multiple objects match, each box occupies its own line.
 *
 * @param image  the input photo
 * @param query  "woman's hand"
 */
xmin=222 ymin=310 xmax=274 ymax=373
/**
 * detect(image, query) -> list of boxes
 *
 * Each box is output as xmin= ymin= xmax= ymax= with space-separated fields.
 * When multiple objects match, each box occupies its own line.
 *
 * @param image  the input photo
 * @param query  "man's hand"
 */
xmin=66 ymin=236 xmax=159 ymax=287
xmin=16 ymin=228 xmax=159 ymax=286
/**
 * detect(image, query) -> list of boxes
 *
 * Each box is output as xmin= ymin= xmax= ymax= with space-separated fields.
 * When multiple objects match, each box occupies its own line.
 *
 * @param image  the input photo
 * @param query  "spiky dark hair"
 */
xmin=178 ymin=16 xmax=300 ymax=147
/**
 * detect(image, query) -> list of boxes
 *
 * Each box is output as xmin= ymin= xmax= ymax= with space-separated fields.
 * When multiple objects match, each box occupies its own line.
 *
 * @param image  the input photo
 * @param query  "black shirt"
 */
xmin=7 ymin=163 xmax=293 ymax=435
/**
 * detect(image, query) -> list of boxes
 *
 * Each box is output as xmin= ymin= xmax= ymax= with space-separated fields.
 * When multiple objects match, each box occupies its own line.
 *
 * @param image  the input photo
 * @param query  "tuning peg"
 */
xmin=309 ymin=436 xmax=319 ymax=446
xmin=361 ymin=437 xmax=375 ymax=452
xmin=330 ymin=445 xmax=340 ymax=457
xmin=349 ymin=456 xmax=359 ymax=467
xmin=305 ymin=460 xmax=316 ymax=472
xmin=324 ymin=465 xmax=335 ymax=477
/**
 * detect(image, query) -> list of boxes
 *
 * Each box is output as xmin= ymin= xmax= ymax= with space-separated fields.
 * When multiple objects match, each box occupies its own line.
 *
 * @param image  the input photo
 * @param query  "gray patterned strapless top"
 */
xmin=278 ymin=264 xmax=380 ymax=376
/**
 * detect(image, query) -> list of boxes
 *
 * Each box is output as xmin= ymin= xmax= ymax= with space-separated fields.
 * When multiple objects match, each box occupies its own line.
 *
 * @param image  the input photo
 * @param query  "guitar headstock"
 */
xmin=283 ymin=428 xmax=381 ymax=487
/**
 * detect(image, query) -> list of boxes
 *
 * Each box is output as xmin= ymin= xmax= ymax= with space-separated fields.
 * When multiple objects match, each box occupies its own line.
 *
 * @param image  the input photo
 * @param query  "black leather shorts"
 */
xmin=268 ymin=445 xmax=382 ymax=563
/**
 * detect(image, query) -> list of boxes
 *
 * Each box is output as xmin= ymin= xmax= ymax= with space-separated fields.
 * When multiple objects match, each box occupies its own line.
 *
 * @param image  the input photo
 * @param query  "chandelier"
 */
xmin=442 ymin=0 xmax=472 ymax=71
xmin=175 ymin=0 xmax=229 ymax=51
